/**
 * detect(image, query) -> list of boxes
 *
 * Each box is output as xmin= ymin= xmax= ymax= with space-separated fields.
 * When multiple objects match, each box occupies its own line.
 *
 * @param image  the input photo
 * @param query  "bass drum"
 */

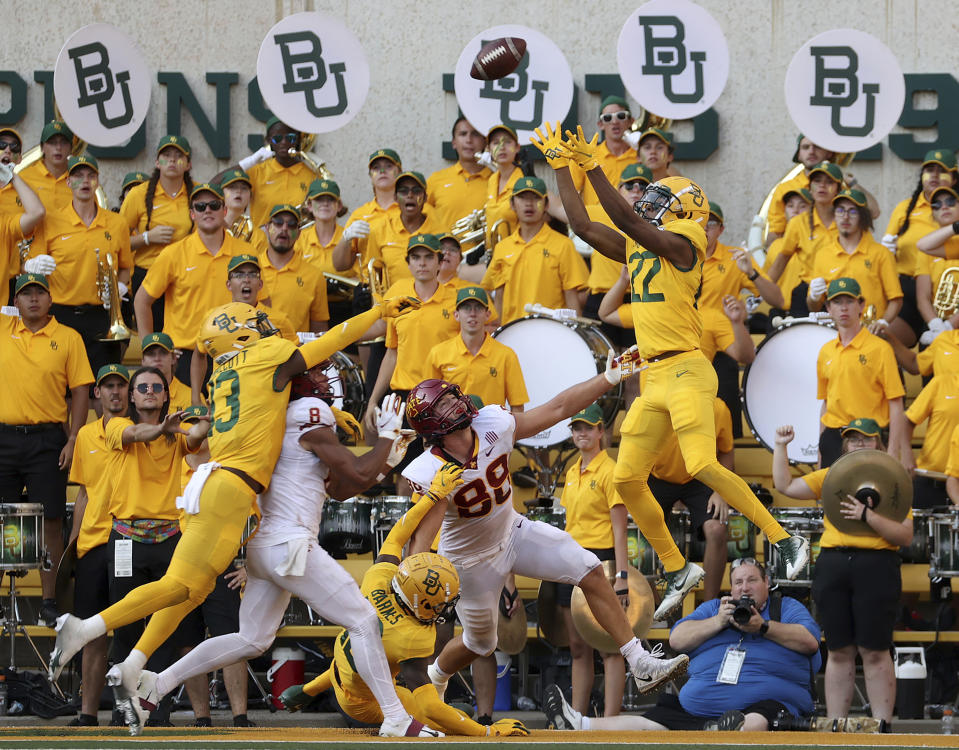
xmin=321 ymin=351 xmax=365 ymax=420
xmin=741 ymin=320 xmax=836 ymax=464
xmin=493 ymin=315 xmax=621 ymax=447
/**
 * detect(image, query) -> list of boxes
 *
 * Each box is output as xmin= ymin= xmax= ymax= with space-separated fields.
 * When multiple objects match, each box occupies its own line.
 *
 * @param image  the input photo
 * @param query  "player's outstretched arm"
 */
xmin=301 ymin=425 xmax=392 ymax=500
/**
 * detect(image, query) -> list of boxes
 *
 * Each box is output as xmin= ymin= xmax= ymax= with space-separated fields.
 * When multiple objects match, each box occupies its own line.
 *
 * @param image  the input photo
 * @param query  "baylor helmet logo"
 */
xmin=478 ymin=40 xmax=547 ymax=130
xmin=67 ymin=42 xmax=134 ymax=128
xmin=423 ymin=568 xmax=441 ymax=596
xmin=274 ymin=31 xmax=348 ymax=118
xmin=637 ymin=15 xmax=706 ymax=104
xmin=809 ymin=46 xmax=879 ymax=137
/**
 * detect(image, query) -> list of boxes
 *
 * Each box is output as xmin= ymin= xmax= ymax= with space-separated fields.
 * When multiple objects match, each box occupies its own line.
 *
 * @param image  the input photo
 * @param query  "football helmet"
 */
xmin=392 ymin=552 xmax=460 ymax=624
xmin=406 ymin=379 xmax=477 ymax=442
xmin=635 ymin=176 xmax=708 ymax=227
xmin=290 ymin=360 xmax=335 ymax=403
xmin=199 ymin=302 xmax=278 ymax=363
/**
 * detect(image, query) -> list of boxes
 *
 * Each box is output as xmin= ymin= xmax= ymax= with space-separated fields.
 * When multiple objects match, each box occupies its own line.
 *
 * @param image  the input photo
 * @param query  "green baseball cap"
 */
xmin=14 ymin=273 xmax=49 ymax=294
xmin=407 ymin=233 xmax=441 ymax=254
xmin=512 ymin=176 xmax=547 ymax=198
xmin=181 ymin=405 xmax=210 ymax=423
xmin=832 ymin=188 xmax=867 ymax=208
xmin=40 ymin=120 xmax=72 ymax=144
xmin=783 ymin=187 xmax=812 ymax=205
xmin=67 ymin=154 xmax=98 ymax=174
xmin=96 ymin=363 xmax=130 ymax=385
xmin=189 ymin=182 xmax=224 ymax=201
xmin=570 ymin=404 xmax=603 ymax=426
xmin=931 ymin=186 xmax=959 ymax=204
xmin=455 ymin=285 xmax=490 ymax=309
xmin=219 ymin=168 xmax=252 ymax=189
xmin=368 ymin=148 xmax=401 ymax=168
xmin=826 ymin=277 xmax=862 ymax=301
xmin=395 ymin=171 xmax=427 ymax=191
xmin=708 ymin=201 xmax=724 ymax=223
xmin=265 ymin=116 xmax=287 ymax=132
xmin=156 ymin=134 xmax=191 ymax=157
xmin=618 ymin=163 xmax=652 ymax=186
xmin=437 ymin=232 xmax=461 ymax=249
xmin=487 ymin=124 xmax=518 ymax=142
xmin=227 ymin=254 xmax=261 ymax=274
xmin=599 ymin=95 xmax=629 ymax=113
xmin=306 ymin=178 xmax=340 ymax=200
xmin=269 ymin=203 xmax=299 ymax=222
xmin=922 ymin=149 xmax=958 ymax=172
xmin=638 ymin=126 xmax=674 ymax=149
xmin=0 ymin=127 xmax=22 ymax=145
xmin=841 ymin=418 xmax=881 ymax=438
xmin=808 ymin=161 xmax=843 ymax=184
xmin=121 ymin=171 xmax=149 ymax=192
xmin=141 ymin=332 xmax=174 ymax=352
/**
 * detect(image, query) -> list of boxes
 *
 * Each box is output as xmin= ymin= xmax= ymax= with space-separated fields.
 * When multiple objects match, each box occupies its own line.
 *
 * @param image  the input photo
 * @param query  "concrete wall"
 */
xmin=3 ymin=0 xmax=956 ymax=241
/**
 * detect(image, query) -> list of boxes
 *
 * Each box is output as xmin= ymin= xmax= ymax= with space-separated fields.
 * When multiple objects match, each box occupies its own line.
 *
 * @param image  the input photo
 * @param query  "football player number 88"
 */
xmin=208 ymin=370 xmax=240 ymax=433
xmin=451 ymin=454 xmax=511 ymax=519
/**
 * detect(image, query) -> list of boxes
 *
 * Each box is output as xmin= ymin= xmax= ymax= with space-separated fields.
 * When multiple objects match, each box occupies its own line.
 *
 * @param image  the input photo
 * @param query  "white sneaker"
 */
xmin=136 ymin=669 xmax=160 ymax=712
xmin=632 ymin=643 xmax=689 ymax=695
xmin=379 ymin=715 xmax=444 ymax=737
xmin=426 ymin=662 xmax=448 ymax=701
xmin=48 ymin=614 xmax=85 ymax=681
xmin=543 ymin=683 xmax=581 ymax=730
xmin=775 ymin=535 xmax=810 ymax=581
xmin=653 ymin=562 xmax=704 ymax=621
xmin=108 ymin=666 xmax=148 ymax=736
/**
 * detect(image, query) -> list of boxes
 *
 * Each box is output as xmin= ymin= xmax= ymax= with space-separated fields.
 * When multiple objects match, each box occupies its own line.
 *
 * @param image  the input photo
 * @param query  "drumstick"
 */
xmin=914 ymin=468 xmax=949 ymax=481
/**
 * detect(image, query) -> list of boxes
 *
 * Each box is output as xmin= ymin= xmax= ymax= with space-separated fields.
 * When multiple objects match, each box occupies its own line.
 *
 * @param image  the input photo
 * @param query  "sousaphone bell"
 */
xmin=821 ymin=449 xmax=912 ymax=535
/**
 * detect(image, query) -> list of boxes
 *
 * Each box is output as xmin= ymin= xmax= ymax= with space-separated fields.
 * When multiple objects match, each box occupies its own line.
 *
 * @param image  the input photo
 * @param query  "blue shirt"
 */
xmin=675 ymin=596 xmax=822 ymax=718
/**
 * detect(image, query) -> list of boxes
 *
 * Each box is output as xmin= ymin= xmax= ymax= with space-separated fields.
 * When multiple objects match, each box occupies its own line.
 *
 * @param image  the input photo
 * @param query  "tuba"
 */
xmin=96 ymin=249 xmax=132 ymax=342
xmin=934 ymin=267 xmax=959 ymax=319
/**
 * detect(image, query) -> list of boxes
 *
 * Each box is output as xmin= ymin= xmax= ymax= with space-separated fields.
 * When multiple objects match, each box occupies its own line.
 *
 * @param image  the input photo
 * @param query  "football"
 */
xmin=470 ymin=37 xmax=527 ymax=81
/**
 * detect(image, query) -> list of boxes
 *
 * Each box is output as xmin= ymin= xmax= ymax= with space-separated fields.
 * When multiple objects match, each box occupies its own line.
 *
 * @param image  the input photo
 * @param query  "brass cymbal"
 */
xmin=496 ymin=594 xmax=528 ymax=655
xmin=570 ymin=565 xmax=654 ymax=653
xmin=821 ymin=449 xmax=912 ymax=535
xmin=535 ymin=580 xmax=569 ymax=648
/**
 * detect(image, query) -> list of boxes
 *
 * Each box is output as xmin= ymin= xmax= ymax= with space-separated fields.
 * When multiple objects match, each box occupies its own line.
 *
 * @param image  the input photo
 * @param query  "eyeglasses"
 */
xmin=269 ymin=133 xmax=298 ymax=145
xmin=833 ymin=205 xmax=859 ymax=217
xmin=706 ymin=219 xmax=721 ymax=228
xmin=621 ymin=180 xmax=647 ymax=191
xmin=134 ymin=383 xmax=165 ymax=394
xmin=396 ymin=185 xmax=424 ymax=196
xmin=192 ymin=200 xmax=223 ymax=212
xmin=600 ymin=111 xmax=631 ymax=123
xmin=229 ymin=271 xmax=260 ymax=280
xmin=932 ymin=195 xmax=958 ymax=210
xmin=0 ymin=140 xmax=21 ymax=153
xmin=844 ymin=433 xmax=875 ymax=445
xmin=730 ymin=557 xmax=763 ymax=571
xmin=270 ymin=216 xmax=298 ymax=229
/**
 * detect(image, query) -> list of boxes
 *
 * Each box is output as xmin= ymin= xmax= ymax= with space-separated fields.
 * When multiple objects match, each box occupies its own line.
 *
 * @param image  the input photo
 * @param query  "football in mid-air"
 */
xmin=470 ymin=37 xmax=527 ymax=81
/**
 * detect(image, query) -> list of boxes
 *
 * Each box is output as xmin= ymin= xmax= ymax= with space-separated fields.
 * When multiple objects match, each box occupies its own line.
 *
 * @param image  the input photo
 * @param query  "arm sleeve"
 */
xmin=378 ymin=496 xmax=439 ymax=560
xmin=299 ymin=306 xmax=382 ymax=369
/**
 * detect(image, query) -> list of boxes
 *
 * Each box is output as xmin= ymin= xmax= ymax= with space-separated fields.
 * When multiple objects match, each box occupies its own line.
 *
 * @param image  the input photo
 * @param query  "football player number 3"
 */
xmin=209 ymin=370 xmax=240 ymax=433
xmin=453 ymin=454 xmax=511 ymax=519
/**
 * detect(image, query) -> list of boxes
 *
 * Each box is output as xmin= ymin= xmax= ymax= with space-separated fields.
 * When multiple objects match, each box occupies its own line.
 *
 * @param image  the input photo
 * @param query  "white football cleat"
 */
xmin=379 ymin=715 xmax=444 ymax=737
xmin=632 ymin=643 xmax=689 ymax=695
xmin=136 ymin=669 xmax=160 ymax=712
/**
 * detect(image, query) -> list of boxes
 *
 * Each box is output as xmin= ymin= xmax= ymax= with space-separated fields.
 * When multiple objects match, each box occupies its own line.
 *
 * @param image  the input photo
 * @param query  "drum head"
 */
xmin=741 ymin=322 xmax=836 ymax=463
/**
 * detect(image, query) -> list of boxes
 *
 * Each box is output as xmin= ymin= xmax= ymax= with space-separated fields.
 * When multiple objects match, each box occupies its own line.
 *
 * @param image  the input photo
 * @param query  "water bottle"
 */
xmin=943 ymin=706 xmax=954 ymax=735
xmin=0 ymin=674 xmax=8 ymax=717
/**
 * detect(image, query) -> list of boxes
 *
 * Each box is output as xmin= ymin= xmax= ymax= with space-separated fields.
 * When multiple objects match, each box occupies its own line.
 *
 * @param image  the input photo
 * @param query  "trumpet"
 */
xmin=96 ymin=249 xmax=131 ymax=342
xmin=368 ymin=257 xmax=390 ymax=299
xmin=228 ymin=213 xmax=255 ymax=242
xmin=934 ymin=267 xmax=959 ymax=318
xmin=17 ymin=237 xmax=33 ymax=273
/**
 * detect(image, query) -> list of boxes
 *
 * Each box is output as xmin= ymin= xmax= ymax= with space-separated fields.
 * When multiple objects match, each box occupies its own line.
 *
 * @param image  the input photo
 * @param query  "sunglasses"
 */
xmin=135 ymin=383 xmax=165 ymax=394
xmin=0 ymin=139 xmax=21 ymax=153
xmin=730 ymin=557 xmax=762 ymax=570
xmin=396 ymin=185 xmax=424 ymax=196
xmin=622 ymin=180 xmax=647 ymax=191
xmin=193 ymin=200 xmax=223 ymax=212
xmin=269 ymin=133 xmax=298 ymax=145
xmin=833 ymin=205 xmax=860 ymax=217
xmin=270 ymin=216 xmax=298 ymax=229
xmin=229 ymin=271 xmax=260 ymax=280
xmin=932 ymin=195 xmax=958 ymax=210
xmin=600 ymin=111 xmax=631 ymax=123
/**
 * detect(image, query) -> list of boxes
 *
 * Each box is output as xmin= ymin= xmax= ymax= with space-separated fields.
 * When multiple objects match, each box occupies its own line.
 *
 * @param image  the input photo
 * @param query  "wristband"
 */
xmin=759 ymin=621 xmax=769 ymax=635
xmin=860 ymin=505 xmax=869 ymax=522
xmin=617 ymin=570 xmax=628 ymax=580
xmin=142 ymin=231 xmax=149 ymax=246
xmin=748 ymin=269 xmax=759 ymax=281
xmin=953 ymin=221 xmax=959 ymax=235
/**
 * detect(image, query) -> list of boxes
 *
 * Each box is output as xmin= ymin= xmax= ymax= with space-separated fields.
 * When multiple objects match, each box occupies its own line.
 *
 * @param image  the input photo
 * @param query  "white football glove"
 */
xmin=622 ymin=130 xmax=642 ymax=150
xmin=343 ymin=220 xmax=370 ymax=241
xmin=808 ymin=277 xmax=828 ymax=301
xmin=880 ymin=233 xmax=898 ymax=254
xmin=604 ymin=349 xmax=623 ymax=385
xmin=475 ymin=151 xmax=494 ymax=169
xmin=385 ymin=432 xmax=416 ymax=470
xmin=238 ymin=145 xmax=273 ymax=172
xmin=375 ymin=393 xmax=405 ymax=440
xmin=920 ymin=317 xmax=952 ymax=345
xmin=0 ymin=161 xmax=14 ymax=187
xmin=23 ymin=254 xmax=56 ymax=276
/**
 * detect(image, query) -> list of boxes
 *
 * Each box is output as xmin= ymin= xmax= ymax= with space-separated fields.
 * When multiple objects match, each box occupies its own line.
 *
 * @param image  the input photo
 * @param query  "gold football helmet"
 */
xmin=199 ymin=302 xmax=277 ymax=362
xmin=637 ymin=176 xmax=709 ymax=227
xmin=392 ymin=552 xmax=460 ymax=624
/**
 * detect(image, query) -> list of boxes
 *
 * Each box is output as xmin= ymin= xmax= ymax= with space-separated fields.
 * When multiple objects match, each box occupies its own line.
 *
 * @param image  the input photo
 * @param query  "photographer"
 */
xmin=545 ymin=558 xmax=821 ymax=732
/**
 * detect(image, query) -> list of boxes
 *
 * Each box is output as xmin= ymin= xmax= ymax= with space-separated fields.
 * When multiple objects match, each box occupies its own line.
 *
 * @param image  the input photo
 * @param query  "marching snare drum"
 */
xmin=900 ymin=509 xmax=933 ymax=564
xmin=765 ymin=507 xmax=823 ymax=587
xmin=319 ymin=496 xmax=373 ymax=556
xmin=626 ymin=509 xmax=689 ymax=576
xmin=0 ymin=503 xmax=45 ymax=570
xmin=929 ymin=508 xmax=959 ymax=578
xmin=741 ymin=320 xmax=836 ymax=464
xmin=493 ymin=315 xmax=621 ymax=447
xmin=321 ymin=351 xmax=365 ymax=420
xmin=371 ymin=495 xmax=413 ymax=556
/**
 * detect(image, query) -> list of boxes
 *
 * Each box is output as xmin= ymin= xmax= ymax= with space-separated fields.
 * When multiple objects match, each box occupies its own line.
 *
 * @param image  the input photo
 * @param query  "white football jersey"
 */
xmin=250 ymin=397 xmax=333 ymax=547
xmin=403 ymin=405 xmax=519 ymax=565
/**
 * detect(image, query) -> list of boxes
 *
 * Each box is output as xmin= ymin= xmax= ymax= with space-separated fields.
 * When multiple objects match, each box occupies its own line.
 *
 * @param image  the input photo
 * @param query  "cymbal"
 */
xmin=55 ymin=537 xmax=77 ymax=615
xmin=821 ymin=449 xmax=912 ymax=535
xmin=535 ymin=580 xmax=569 ymax=648
xmin=570 ymin=565 xmax=654 ymax=653
xmin=496 ymin=594 xmax=528 ymax=655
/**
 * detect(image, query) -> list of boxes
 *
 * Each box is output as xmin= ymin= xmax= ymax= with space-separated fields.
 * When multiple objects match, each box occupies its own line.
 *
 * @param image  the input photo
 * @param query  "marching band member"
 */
xmin=426 ymin=118 xmax=490 ymax=232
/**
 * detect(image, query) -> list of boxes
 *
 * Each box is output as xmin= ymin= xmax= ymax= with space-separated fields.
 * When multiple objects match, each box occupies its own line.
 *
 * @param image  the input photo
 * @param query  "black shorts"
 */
xmin=0 ymin=425 xmax=68 ymax=518
xmin=177 ymin=569 xmax=242 ymax=648
xmin=556 ymin=547 xmax=615 ymax=607
xmin=897 ymin=274 xmax=925 ymax=340
xmin=74 ymin=542 xmax=111 ymax=619
xmin=49 ymin=303 xmax=123 ymax=382
xmin=812 ymin=547 xmax=900 ymax=651
xmin=913 ymin=474 xmax=948 ymax=510
xmin=648 ymin=475 xmax=714 ymax=539
xmin=643 ymin=691 xmax=789 ymax=729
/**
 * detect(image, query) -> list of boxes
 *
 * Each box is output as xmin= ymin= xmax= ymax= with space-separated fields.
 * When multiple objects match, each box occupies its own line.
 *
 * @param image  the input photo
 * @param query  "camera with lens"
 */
xmin=731 ymin=596 xmax=756 ymax=625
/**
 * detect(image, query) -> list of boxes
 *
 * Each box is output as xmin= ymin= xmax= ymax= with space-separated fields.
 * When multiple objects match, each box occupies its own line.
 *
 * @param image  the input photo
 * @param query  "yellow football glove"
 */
xmin=427 ymin=462 xmax=464 ymax=503
xmin=487 ymin=718 xmax=530 ymax=737
xmin=379 ymin=295 xmax=421 ymax=318
xmin=331 ymin=406 xmax=363 ymax=443
xmin=563 ymin=125 xmax=600 ymax=171
xmin=530 ymin=122 xmax=569 ymax=170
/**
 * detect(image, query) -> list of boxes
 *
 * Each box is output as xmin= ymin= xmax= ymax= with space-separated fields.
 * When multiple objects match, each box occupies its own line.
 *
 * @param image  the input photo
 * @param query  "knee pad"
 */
xmin=461 ymin=630 xmax=497 ymax=657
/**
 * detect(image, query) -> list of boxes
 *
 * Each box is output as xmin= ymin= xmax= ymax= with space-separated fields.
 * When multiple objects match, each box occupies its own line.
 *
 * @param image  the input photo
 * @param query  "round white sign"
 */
xmin=616 ymin=0 xmax=729 ymax=120
xmin=53 ymin=24 xmax=151 ymax=147
xmin=454 ymin=25 xmax=573 ymax=142
xmin=256 ymin=12 xmax=370 ymax=134
xmin=784 ymin=29 xmax=905 ymax=153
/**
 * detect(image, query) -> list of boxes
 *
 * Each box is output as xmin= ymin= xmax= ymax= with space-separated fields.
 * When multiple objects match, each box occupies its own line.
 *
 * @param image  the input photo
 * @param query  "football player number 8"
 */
xmin=208 ymin=370 xmax=240 ymax=433
xmin=453 ymin=454 xmax=511 ymax=519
